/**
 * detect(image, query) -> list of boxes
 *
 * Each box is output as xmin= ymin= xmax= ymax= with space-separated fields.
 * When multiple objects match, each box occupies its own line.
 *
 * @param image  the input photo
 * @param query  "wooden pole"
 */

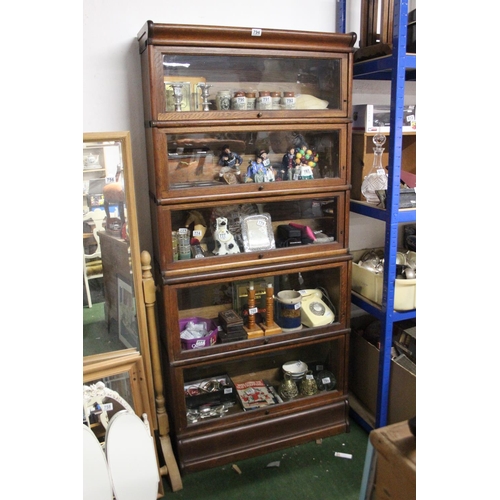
xmin=141 ymin=251 xmax=183 ymax=492
xmin=259 ymin=282 xmax=282 ymax=335
xmin=244 ymin=285 xmax=264 ymax=338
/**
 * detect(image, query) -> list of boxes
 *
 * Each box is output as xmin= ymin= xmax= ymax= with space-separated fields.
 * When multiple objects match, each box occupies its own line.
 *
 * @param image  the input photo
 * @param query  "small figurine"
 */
xmin=294 ymin=146 xmax=319 ymax=180
xmin=264 ymin=163 xmax=275 ymax=182
xmin=217 ymin=145 xmax=243 ymax=182
xmin=259 ymin=150 xmax=275 ymax=182
xmin=218 ymin=145 xmax=243 ymax=170
xmin=212 ymin=217 xmax=241 ymax=255
xmin=246 ymin=155 xmax=266 ymax=182
xmin=185 ymin=210 xmax=208 ymax=251
xmin=259 ymin=150 xmax=271 ymax=168
xmin=281 ymin=147 xmax=295 ymax=180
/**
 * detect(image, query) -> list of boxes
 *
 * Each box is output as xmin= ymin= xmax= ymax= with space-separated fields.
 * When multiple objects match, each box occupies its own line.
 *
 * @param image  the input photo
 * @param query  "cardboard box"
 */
xmin=349 ymin=328 xmax=416 ymax=425
xmin=351 ymin=249 xmax=416 ymax=311
xmin=353 ymin=104 xmax=416 ymax=132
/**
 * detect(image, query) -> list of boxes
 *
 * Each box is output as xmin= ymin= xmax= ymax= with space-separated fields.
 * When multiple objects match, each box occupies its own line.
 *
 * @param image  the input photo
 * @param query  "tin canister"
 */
xmin=177 ymin=229 xmax=191 ymax=260
xmin=275 ymin=290 xmax=302 ymax=331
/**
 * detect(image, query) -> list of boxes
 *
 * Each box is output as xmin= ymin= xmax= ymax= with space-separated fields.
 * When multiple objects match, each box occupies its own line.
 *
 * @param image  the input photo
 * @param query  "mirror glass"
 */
xmin=83 ymin=132 xmax=146 ymax=358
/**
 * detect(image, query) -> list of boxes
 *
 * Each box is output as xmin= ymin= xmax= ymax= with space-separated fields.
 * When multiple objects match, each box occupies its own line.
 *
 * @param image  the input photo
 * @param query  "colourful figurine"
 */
xmin=293 ymin=145 xmax=319 ymax=180
xmin=259 ymin=149 xmax=271 ymax=167
xmin=247 ymin=156 xmax=266 ymax=182
xmin=218 ymin=145 xmax=243 ymax=169
xmin=259 ymin=150 xmax=275 ymax=182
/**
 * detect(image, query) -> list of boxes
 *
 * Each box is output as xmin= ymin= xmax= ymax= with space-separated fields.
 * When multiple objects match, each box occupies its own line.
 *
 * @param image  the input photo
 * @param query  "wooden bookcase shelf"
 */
xmin=138 ymin=21 xmax=356 ymax=473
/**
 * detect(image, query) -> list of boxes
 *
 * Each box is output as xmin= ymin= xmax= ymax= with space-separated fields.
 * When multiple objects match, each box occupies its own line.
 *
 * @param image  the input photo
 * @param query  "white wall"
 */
xmin=82 ymin=0 xmax=416 ymax=254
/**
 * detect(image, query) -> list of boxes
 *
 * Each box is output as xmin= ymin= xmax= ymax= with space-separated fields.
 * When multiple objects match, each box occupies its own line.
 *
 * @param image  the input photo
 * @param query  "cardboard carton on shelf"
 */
xmin=349 ymin=315 xmax=416 ymax=426
xmin=352 ymin=104 xmax=416 ymax=133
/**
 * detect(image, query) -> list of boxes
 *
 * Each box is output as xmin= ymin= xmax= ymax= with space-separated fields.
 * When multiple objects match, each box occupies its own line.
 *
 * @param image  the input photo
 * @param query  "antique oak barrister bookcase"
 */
xmin=137 ymin=21 xmax=356 ymax=473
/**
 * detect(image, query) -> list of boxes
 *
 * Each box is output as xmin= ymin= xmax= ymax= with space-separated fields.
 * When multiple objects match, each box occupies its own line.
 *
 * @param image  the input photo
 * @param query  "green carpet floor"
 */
xmin=84 ymin=288 xmax=370 ymax=499
xmin=83 ymin=301 xmax=124 ymax=356
xmin=161 ymin=421 xmax=369 ymax=499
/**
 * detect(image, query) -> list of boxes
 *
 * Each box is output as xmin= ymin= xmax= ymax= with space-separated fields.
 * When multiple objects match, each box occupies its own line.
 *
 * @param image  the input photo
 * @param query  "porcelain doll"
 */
xmin=258 ymin=149 xmax=275 ymax=181
xmin=218 ymin=145 xmax=243 ymax=170
xmin=281 ymin=147 xmax=295 ymax=180
xmin=247 ymin=156 xmax=266 ymax=182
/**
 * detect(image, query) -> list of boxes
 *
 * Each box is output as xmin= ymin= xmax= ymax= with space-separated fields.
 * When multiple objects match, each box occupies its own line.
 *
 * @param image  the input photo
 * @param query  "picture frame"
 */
xmin=83 ymin=352 xmax=164 ymax=497
xmin=83 ymin=351 xmax=153 ymax=427
xmin=240 ymin=213 xmax=276 ymax=252
xmin=117 ymin=276 xmax=138 ymax=349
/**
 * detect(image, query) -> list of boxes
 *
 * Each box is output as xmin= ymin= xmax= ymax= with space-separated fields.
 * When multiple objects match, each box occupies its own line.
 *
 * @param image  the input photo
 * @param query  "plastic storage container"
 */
xmin=351 ymin=249 xmax=416 ymax=311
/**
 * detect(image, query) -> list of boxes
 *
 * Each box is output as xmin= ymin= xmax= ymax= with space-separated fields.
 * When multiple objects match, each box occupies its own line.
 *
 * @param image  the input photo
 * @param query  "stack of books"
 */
xmin=218 ymin=309 xmax=248 ymax=342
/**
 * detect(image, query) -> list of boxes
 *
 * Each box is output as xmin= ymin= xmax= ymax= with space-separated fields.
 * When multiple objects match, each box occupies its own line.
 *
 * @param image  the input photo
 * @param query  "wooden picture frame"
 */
xmin=83 ymin=132 xmax=156 ymax=427
xmin=83 ymin=351 xmax=152 ymax=417
xmin=83 ymin=351 xmax=164 ymax=497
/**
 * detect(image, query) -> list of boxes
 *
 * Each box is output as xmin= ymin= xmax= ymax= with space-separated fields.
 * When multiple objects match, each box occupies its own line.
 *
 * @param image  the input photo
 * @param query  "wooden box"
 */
xmin=370 ymin=420 xmax=416 ymax=499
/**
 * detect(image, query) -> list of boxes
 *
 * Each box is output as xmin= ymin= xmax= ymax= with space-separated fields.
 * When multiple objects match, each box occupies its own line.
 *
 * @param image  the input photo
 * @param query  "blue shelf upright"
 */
xmin=341 ymin=0 xmax=416 ymax=429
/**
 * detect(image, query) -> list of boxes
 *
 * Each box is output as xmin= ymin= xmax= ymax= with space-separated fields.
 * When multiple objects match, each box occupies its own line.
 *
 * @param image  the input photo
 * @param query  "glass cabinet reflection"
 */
xmin=161 ymin=53 xmax=344 ymax=114
xmin=148 ymin=126 xmax=348 ymax=202
xmin=165 ymin=129 xmax=341 ymax=189
xmin=83 ymin=134 xmax=141 ymax=357
xmin=154 ymin=194 xmax=346 ymax=271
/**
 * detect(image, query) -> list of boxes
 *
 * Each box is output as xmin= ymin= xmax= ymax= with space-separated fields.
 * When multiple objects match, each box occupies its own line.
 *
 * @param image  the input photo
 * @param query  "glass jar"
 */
xmin=300 ymin=370 xmax=319 ymax=396
xmin=278 ymin=372 xmax=299 ymax=400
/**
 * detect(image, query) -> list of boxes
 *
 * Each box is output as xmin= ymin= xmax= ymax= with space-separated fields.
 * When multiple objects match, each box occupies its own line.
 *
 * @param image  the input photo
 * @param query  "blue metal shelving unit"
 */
xmin=341 ymin=0 xmax=416 ymax=429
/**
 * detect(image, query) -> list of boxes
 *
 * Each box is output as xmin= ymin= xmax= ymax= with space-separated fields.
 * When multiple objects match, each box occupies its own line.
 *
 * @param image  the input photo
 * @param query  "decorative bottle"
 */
xmin=361 ymin=133 xmax=388 ymax=204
